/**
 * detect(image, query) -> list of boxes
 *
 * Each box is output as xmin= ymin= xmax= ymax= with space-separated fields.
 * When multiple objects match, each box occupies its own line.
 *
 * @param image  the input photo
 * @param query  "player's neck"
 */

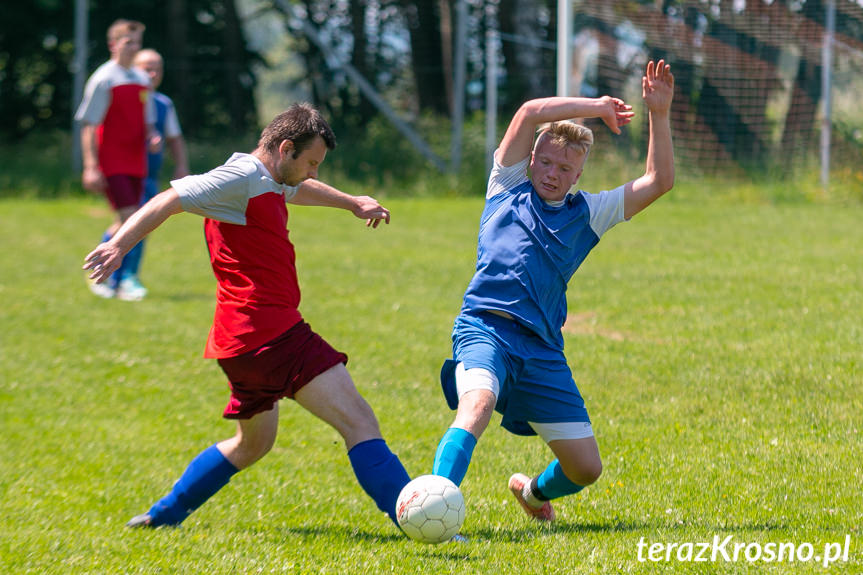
xmin=252 ymin=148 xmax=282 ymax=184
xmin=112 ymin=54 xmax=134 ymax=69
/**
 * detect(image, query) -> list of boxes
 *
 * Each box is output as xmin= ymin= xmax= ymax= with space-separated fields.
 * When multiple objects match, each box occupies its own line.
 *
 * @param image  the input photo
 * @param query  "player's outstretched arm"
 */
xmin=624 ymin=60 xmax=675 ymax=220
xmin=497 ymin=95 xmax=634 ymax=167
xmin=288 ymin=179 xmax=390 ymax=228
xmin=83 ymin=189 xmax=183 ymax=283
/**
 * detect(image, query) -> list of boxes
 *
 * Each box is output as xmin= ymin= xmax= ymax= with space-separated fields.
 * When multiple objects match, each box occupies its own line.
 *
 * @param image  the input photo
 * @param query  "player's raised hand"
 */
xmin=642 ymin=59 xmax=674 ymax=114
xmin=351 ymin=195 xmax=391 ymax=228
xmin=597 ymin=95 xmax=634 ymax=135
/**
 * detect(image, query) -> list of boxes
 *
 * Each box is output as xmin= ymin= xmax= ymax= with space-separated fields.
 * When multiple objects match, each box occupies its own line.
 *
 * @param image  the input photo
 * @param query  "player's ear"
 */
xmin=279 ymin=139 xmax=295 ymax=159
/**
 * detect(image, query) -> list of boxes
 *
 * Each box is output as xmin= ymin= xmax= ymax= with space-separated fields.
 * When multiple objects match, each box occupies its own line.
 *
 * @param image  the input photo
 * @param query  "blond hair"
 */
xmin=535 ymin=121 xmax=594 ymax=156
xmin=107 ymin=19 xmax=145 ymax=43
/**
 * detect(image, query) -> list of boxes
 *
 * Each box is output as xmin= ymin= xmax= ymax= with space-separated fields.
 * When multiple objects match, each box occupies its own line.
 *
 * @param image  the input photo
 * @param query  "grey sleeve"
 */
xmin=172 ymin=164 xmax=251 ymax=225
xmin=75 ymin=76 xmax=110 ymax=125
xmin=584 ymin=185 xmax=626 ymax=237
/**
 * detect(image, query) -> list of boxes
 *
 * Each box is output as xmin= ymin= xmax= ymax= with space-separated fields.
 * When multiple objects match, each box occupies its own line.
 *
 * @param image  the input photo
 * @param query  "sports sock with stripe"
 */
xmin=532 ymin=459 xmax=585 ymax=501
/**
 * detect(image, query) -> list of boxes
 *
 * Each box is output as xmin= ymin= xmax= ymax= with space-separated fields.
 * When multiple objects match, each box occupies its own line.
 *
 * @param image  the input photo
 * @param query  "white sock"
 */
xmin=522 ymin=483 xmax=545 ymax=509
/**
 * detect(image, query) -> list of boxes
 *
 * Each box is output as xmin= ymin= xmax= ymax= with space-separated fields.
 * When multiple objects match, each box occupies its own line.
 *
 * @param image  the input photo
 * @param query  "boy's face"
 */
xmin=135 ymin=52 xmax=163 ymax=90
xmin=110 ymin=30 xmax=143 ymax=65
xmin=276 ymin=136 xmax=328 ymax=186
xmin=529 ymin=135 xmax=585 ymax=203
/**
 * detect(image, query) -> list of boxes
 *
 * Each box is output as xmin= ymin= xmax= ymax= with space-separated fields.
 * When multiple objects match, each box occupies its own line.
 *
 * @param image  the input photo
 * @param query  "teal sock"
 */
xmin=432 ymin=427 xmax=477 ymax=486
xmin=534 ymin=459 xmax=584 ymax=500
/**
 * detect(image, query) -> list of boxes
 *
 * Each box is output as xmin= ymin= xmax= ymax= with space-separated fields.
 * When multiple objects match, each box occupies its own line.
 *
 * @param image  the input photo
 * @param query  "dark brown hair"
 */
xmin=258 ymin=103 xmax=336 ymax=158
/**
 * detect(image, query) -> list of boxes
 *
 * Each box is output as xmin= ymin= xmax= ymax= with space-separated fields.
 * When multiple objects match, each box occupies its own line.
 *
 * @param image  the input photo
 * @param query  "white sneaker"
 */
xmin=87 ymin=277 xmax=116 ymax=299
xmin=508 ymin=473 xmax=555 ymax=522
xmin=116 ymin=276 xmax=148 ymax=301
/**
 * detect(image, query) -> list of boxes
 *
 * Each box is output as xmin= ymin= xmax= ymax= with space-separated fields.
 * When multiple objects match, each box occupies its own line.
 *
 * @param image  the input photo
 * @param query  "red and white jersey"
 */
xmin=75 ymin=60 xmax=154 ymax=178
xmin=172 ymin=153 xmax=303 ymax=358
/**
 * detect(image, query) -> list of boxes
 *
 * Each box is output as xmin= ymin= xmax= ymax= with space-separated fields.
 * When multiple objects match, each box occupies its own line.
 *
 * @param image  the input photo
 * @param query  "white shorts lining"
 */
xmin=528 ymin=420 xmax=594 ymax=442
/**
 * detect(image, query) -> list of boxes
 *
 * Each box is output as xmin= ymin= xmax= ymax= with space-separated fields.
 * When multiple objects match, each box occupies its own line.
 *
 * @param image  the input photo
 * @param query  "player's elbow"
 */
xmin=657 ymin=170 xmax=674 ymax=195
xmin=647 ymin=166 xmax=674 ymax=197
xmin=516 ymin=98 xmax=554 ymax=122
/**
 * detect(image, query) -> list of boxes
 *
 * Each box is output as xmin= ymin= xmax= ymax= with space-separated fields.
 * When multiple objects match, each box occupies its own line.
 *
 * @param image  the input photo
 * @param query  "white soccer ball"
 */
xmin=396 ymin=474 xmax=465 ymax=544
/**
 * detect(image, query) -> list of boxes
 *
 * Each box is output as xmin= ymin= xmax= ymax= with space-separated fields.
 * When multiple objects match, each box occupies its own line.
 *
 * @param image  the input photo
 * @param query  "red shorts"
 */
xmin=216 ymin=321 xmax=348 ymax=420
xmin=105 ymin=175 xmax=143 ymax=210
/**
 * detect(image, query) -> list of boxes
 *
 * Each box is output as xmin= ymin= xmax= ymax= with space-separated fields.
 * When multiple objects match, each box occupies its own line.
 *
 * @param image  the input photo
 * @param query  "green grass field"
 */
xmin=1 ymin=195 xmax=861 ymax=574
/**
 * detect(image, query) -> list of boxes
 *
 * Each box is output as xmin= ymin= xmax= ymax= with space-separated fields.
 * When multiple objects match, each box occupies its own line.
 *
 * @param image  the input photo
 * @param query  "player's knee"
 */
xmin=453 ymin=390 xmax=495 ymax=436
xmin=463 ymin=392 xmax=495 ymax=420
xmin=562 ymin=457 xmax=603 ymax=487
xmin=234 ymin=432 xmax=276 ymax=467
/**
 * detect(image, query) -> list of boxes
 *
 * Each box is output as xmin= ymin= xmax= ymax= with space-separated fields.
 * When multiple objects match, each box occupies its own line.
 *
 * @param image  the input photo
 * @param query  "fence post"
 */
xmin=557 ymin=0 xmax=572 ymax=97
xmin=450 ymin=0 xmax=467 ymax=173
xmin=485 ymin=29 xmax=498 ymax=176
xmin=71 ymin=0 xmax=88 ymax=171
xmin=820 ymin=0 xmax=835 ymax=189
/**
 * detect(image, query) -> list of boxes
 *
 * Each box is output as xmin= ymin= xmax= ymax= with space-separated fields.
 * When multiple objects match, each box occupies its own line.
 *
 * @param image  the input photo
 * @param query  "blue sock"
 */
xmin=147 ymin=444 xmax=239 ymax=527
xmin=102 ymin=230 xmax=141 ymax=284
xmin=432 ymin=427 xmax=477 ymax=487
xmin=101 ymin=231 xmax=121 ymax=288
xmin=534 ymin=459 xmax=584 ymax=500
xmin=123 ymin=239 xmax=145 ymax=279
xmin=347 ymin=438 xmax=411 ymax=525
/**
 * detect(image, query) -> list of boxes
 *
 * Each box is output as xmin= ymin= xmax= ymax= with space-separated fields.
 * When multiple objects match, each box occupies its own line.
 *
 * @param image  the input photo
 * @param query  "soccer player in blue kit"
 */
xmin=432 ymin=60 xmax=675 ymax=522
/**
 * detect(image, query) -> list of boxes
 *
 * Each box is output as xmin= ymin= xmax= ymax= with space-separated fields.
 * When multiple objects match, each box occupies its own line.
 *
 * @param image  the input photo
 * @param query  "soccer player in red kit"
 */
xmin=83 ymin=103 xmax=411 ymax=529
xmin=76 ymin=19 xmax=157 ymax=300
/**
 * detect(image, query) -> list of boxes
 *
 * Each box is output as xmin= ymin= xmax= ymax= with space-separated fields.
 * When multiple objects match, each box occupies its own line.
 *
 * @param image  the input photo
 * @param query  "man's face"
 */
xmin=277 ymin=136 xmax=328 ymax=186
xmin=110 ymin=30 xmax=143 ymax=65
xmin=529 ymin=134 xmax=585 ymax=203
xmin=135 ymin=53 xmax=163 ymax=90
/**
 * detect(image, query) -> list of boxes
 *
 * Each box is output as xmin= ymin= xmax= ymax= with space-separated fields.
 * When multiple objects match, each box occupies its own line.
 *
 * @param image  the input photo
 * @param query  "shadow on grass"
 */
xmin=465 ymin=518 xmax=658 ymax=543
xmin=275 ymin=524 xmax=405 ymax=543
xmin=274 ymin=525 xmax=477 ymax=559
xmin=465 ymin=517 xmax=794 ymax=543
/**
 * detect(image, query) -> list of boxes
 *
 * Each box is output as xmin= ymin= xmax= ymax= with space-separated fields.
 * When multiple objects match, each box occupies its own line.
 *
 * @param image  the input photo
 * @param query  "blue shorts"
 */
xmin=441 ymin=312 xmax=589 ymax=436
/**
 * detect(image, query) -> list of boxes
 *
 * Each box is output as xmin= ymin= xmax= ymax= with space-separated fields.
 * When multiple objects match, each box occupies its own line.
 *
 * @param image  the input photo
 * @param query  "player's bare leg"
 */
xmin=217 ymin=405 xmax=280 ymax=469
xmin=294 ymin=363 xmax=382 ymax=448
xmin=548 ymin=436 xmax=603 ymax=487
xmin=125 ymin=410 xmax=282 ymax=528
xmin=451 ymin=389 xmax=495 ymax=439
xmin=294 ymin=363 xmax=409 ymax=523
xmin=508 ymin=436 xmax=602 ymax=522
xmin=432 ymin=388 xmax=496 ymax=488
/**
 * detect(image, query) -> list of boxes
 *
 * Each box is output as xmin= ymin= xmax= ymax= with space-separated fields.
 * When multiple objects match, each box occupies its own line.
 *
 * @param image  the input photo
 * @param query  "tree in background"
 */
xmin=3 ymin=0 xmax=861 ymax=180
xmin=0 ymin=0 xmax=261 ymax=141
xmin=0 ymin=1 xmax=75 ymax=140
